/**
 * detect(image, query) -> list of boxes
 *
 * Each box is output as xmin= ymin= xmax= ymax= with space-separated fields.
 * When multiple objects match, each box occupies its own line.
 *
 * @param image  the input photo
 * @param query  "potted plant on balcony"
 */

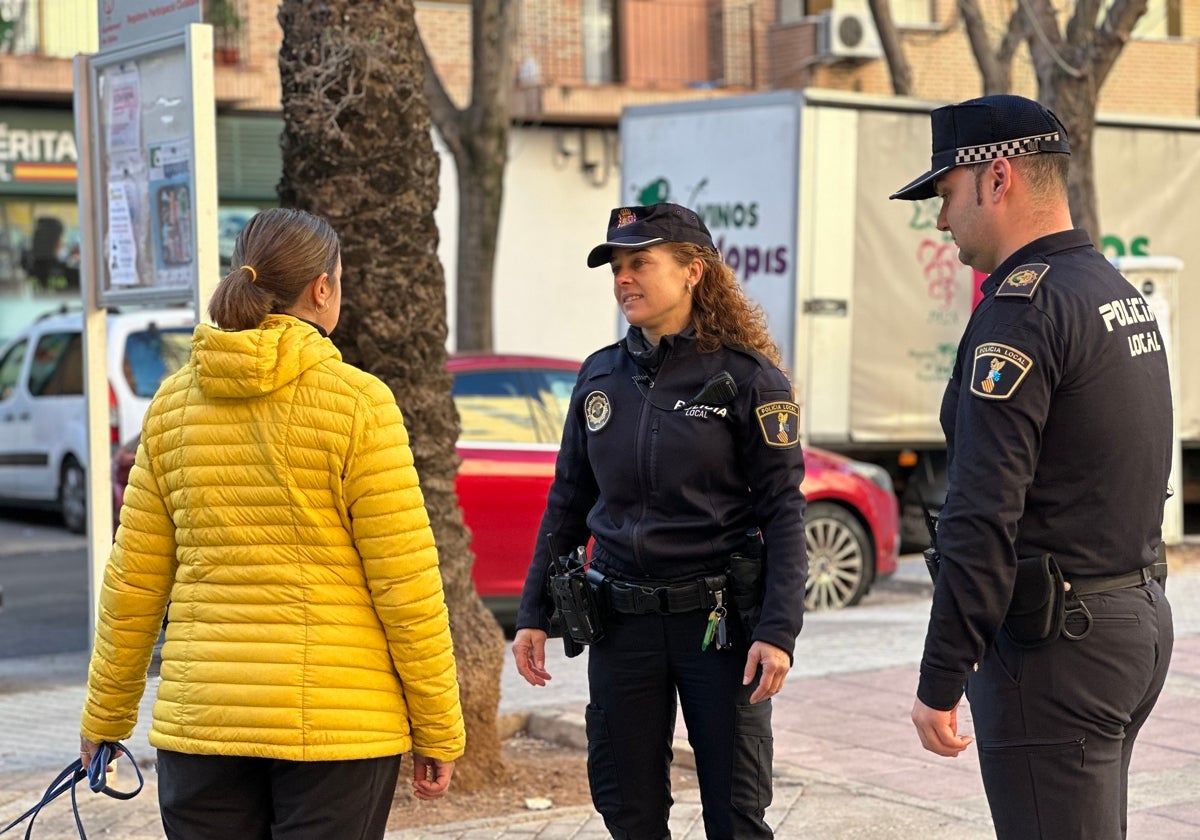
xmin=208 ymin=0 xmax=242 ymax=65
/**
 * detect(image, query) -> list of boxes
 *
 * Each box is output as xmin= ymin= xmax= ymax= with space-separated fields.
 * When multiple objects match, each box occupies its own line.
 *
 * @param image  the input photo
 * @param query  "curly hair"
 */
xmin=668 ymin=242 xmax=783 ymax=368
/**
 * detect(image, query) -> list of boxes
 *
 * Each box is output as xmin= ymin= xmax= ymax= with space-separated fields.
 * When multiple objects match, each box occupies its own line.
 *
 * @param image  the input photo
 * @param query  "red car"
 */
xmin=114 ymin=354 xmax=899 ymax=616
xmin=449 ymin=354 xmax=899 ymax=615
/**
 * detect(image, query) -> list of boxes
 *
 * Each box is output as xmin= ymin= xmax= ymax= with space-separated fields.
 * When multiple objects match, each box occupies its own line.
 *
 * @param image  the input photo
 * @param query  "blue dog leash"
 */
xmin=1 ymin=742 xmax=143 ymax=839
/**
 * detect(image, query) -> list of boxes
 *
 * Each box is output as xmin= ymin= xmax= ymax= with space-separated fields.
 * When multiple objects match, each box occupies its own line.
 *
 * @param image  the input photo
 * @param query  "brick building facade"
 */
xmin=0 ymin=0 xmax=1195 ymax=338
xmin=3 ymin=1 xmax=1196 ymax=140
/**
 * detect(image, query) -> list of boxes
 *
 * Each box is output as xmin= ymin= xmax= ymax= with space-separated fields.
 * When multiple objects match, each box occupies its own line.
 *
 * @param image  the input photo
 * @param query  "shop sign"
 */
xmin=0 ymin=111 xmax=78 ymax=195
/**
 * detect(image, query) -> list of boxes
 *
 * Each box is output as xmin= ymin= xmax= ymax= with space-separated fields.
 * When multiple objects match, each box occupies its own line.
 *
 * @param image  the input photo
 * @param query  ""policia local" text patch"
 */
xmin=969 ymin=343 xmax=1033 ymax=400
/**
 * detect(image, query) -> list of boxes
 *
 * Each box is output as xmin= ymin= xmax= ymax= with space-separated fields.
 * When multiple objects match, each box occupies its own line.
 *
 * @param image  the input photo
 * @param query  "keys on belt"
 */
xmin=702 ymin=589 xmax=729 ymax=651
xmin=604 ymin=574 xmax=731 ymax=651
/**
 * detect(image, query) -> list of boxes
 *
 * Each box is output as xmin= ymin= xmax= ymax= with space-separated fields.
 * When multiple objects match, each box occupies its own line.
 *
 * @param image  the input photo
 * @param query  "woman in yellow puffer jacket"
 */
xmin=80 ymin=208 xmax=464 ymax=840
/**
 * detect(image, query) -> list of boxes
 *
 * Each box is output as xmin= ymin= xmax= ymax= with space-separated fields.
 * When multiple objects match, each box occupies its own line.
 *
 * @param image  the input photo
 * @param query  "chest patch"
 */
xmin=755 ymin=401 xmax=800 ymax=448
xmin=995 ymin=262 xmax=1050 ymax=299
xmin=585 ymin=390 xmax=612 ymax=432
xmin=969 ymin=343 xmax=1033 ymax=400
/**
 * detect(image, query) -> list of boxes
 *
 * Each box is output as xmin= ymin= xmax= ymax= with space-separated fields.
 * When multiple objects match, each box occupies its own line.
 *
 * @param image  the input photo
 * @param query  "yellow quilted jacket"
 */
xmin=81 ymin=315 xmax=465 ymax=763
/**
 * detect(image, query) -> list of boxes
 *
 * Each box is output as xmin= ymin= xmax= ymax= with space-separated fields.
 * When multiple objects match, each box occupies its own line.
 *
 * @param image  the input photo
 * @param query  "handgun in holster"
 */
xmin=547 ymin=540 xmax=605 ymax=658
xmin=919 ymin=494 xmax=941 ymax=584
xmin=727 ymin=528 xmax=765 ymax=637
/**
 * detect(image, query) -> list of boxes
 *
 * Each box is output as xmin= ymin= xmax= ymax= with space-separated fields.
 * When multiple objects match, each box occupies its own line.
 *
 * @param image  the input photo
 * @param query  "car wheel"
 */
xmin=804 ymin=501 xmax=873 ymax=611
xmin=59 ymin=456 xmax=87 ymax=534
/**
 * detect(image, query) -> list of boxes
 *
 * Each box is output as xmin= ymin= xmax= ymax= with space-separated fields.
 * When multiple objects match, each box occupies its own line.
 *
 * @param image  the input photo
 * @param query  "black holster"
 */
xmin=727 ymin=529 xmax=765 ymax=638
xmin=548 ymin=548 xmax=605 ymax=657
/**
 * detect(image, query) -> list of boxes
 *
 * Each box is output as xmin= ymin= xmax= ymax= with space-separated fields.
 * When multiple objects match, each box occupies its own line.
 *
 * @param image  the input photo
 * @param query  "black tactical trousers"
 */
xmin=585 ymin=608 xmax=774 ymax=840
xmin=967 ymin=580 xmax=1173 ymax=840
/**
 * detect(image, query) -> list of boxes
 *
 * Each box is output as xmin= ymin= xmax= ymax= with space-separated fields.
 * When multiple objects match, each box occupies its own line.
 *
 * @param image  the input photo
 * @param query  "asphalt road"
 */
xmin=0 ymin=505 xmax=936 ymax=669
xmin=0 ymin=509 xmax=89 ymax=659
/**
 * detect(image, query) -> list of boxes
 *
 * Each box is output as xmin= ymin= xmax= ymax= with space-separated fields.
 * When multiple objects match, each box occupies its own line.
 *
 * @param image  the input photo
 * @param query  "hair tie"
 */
xmin=241 ymin=264 xmax=257 ymax=283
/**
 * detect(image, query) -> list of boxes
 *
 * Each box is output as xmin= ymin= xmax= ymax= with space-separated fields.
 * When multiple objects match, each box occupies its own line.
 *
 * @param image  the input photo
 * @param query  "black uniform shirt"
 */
xmin=919 ymin=229 xmax=1173 ymax=710
xmin=516 ymin=328 xmax=809 ymax=657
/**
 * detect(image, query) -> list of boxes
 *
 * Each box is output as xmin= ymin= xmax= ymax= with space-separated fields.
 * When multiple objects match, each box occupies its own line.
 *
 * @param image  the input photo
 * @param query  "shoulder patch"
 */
xmin=755 ymin=401 xmax=800 ymax=448
xmin=995 ymin=263 xmax=1049 ymax=300
xmin=969 ymin=343 xmax=1033 ymax=400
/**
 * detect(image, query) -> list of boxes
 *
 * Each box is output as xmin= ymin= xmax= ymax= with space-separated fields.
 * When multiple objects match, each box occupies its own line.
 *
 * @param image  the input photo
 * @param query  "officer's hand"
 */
xmin=411 ymin=754 xmax=454 ymax=800
xmin=911 ymin=697 xmax=973 ymax=757
xmin=744 ymin=640 xmax=790 ymax=704
xmin=512 ymin=628 xmax=552 ymax=687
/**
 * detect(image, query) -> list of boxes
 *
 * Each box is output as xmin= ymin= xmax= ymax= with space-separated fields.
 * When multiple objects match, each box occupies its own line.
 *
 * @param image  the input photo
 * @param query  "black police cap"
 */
xmin=586 ymin=203 xmax=717 ymax=268
xmin=890 ymin=94 xmax=1071 ymax=201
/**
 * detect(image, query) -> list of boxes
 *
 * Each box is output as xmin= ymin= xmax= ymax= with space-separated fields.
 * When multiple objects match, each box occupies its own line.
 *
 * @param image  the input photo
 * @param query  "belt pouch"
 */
xmin=1003 ymin=553 xmax=1066 ymax=648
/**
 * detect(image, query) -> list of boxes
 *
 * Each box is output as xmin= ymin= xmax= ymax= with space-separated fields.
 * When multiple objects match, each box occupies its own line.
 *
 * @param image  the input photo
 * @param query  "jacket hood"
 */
xmin=192 ymin=315 xmax=341 ymax=399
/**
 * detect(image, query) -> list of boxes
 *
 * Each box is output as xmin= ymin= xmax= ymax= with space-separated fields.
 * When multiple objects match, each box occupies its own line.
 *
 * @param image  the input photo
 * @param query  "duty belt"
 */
xmin=1065 ymin=561 xmax=1167 ymax=597
xmin=606 ymin=575 xmax=726 ymax=615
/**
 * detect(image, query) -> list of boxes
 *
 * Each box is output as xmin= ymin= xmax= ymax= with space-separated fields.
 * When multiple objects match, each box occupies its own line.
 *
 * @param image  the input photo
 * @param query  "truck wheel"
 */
xmin=59 ymin=456 xmax=87 ymax=534
xmin=804 ymin=501 xmax=872 ymax=611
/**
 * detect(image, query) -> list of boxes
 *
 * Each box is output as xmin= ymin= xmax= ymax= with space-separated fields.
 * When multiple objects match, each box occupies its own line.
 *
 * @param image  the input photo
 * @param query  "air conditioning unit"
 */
xmin=817 ymin=0 xmax=883 ymax=62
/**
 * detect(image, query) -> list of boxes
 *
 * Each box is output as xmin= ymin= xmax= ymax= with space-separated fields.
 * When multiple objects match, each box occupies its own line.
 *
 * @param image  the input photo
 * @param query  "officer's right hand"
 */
xmin=512 ymin=628 xmax=552 ymax=686
xmin=911 ymin=697 xmax=973 ymax=757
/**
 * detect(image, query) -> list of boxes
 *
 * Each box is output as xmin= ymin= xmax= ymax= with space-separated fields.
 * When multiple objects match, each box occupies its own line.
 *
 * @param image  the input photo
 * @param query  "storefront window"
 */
xmin=0 ymin=200 xmax=81 ymax=341
xmin=0 ymin=200 xmax=80 ymax=293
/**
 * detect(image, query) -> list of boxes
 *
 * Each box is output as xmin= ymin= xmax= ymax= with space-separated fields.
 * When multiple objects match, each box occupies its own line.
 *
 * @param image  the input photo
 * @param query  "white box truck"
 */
xmin=620 ymin=89 xmax=1200 ymax=545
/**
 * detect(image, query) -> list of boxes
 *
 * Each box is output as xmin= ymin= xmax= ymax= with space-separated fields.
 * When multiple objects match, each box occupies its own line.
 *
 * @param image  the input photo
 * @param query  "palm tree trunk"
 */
xmin=276 ymin=0 xmax=506 ymax=790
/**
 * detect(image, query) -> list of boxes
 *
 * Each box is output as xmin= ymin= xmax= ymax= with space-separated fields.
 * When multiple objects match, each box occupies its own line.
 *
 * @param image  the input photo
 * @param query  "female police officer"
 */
xmin=512 ymin=203 xmax=807 ymax=839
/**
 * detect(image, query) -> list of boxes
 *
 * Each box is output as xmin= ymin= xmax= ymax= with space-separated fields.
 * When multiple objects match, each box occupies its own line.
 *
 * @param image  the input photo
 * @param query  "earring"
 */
xmin=685 ymin=285 xmax=693 ymax=294
xmin=317 ymin=301 xmax=330 ymax=313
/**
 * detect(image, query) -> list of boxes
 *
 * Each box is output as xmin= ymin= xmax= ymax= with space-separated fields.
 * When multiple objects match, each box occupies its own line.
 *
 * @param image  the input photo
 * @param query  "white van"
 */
xmin=0 ymin=307 xmax=196 ymax=532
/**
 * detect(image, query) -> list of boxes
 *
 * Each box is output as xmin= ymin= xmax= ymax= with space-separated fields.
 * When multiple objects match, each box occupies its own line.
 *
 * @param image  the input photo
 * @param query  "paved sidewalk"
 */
xmin=3 ymin=558 xmax=1199 ymax=838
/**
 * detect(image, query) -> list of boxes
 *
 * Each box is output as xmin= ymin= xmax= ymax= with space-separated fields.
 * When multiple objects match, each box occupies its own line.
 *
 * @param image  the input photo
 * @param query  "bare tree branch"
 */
xmin=1021 ymin=0 xmax=1083 ymax=79
xmin=1093 ymin=0 xmax=1150 ymax=86
xmin=416 ymin=0 xmax=518 ymax=352
xmin=958 ymin=0 xmax=1000 ymax=93
xmin=1067 ymin=0 xmax=1104 ymax=46
xmin=997 ymin=5 xmax=1027 ymax=66
xmin=469 ymin=0 xmax=517 ymax=131
xmin=422 ymin=37 xmax=465 ymax=161
xmin=867 ymin=0 xmax=913 ymax=95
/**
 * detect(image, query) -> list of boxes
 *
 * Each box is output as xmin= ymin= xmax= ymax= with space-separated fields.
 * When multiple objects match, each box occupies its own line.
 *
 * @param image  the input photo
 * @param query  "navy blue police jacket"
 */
xmin=516 ymin=327 xmax=809 ymax=658
xmin=919 ymin=229 xmax=1173 ymax=711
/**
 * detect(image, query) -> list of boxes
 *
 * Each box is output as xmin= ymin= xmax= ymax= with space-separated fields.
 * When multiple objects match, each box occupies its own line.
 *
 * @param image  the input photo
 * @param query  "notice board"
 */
xmin=81 ymin=26 xmax=215 ymax=307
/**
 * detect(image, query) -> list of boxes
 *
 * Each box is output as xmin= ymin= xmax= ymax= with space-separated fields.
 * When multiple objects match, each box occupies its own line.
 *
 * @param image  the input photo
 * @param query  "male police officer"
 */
xmin=891 ymin=95 xmax=1174 ymax=838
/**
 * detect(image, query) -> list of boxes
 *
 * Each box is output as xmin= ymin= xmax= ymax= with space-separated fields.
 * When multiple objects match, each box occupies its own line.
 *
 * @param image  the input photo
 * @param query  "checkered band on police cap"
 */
xmin=890 ymin=95 xmax=1070 ymax=201
xmin=954 ymin=132 xmax=1063 ymax=166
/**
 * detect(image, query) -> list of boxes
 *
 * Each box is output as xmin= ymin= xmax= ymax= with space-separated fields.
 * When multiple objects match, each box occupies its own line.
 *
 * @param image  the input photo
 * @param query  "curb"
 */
xmin=525 ymin=708 xmax=697 ymax=770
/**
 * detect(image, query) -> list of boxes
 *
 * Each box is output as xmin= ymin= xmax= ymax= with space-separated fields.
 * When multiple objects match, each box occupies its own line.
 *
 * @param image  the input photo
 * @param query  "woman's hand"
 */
xmin=411 ymin=754 xmax=454 ymax=800
xmin=512 ymin=628 xmax=552 ymax=686
xmin=80 ymin=734 xmax=106 ymax=770
xmin=744 ymin=640 xmax=790 ymax=704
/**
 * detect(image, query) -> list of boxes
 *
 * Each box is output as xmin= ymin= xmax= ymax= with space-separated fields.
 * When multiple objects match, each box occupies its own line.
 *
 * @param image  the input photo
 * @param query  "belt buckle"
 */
xmin=632 ymin=585 xmax=666 ymax=614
